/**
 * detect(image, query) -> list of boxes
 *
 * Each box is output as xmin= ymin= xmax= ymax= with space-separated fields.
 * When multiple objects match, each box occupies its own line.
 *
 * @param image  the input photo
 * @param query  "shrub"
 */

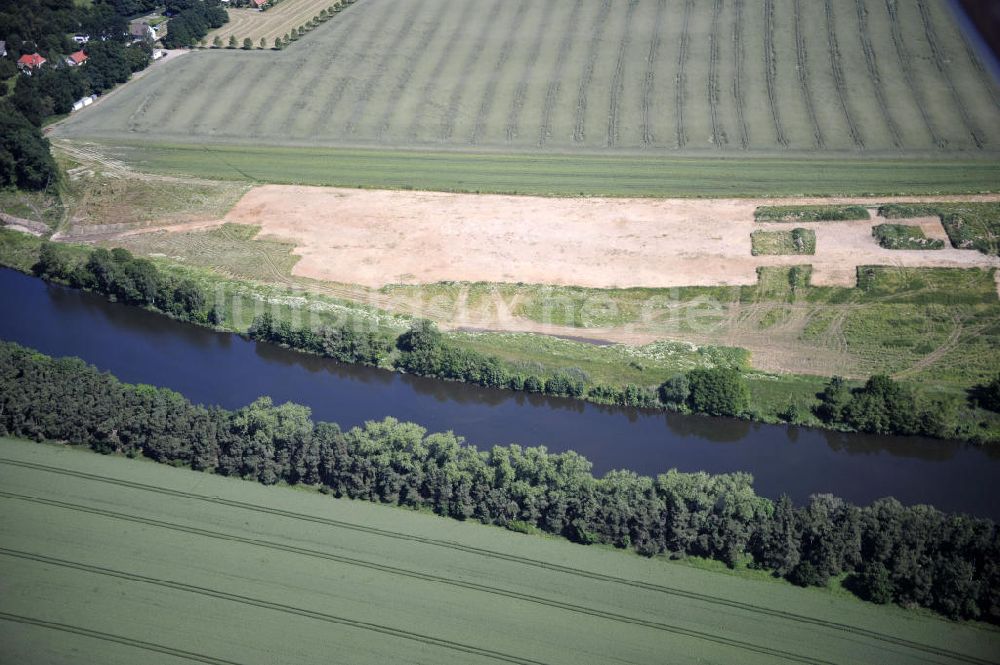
xmin=686 ymin=368 xmax=750 ymax=417
xmin=658 ymin=374 xmax=690 ymax=406
xmin=872 ymin=224 xmax=944 ymax=250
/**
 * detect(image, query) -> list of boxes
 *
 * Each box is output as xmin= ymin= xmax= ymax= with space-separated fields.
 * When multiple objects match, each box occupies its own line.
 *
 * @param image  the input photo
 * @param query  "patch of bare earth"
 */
xmin=223 ymin=186 xmax=1000 ymax=289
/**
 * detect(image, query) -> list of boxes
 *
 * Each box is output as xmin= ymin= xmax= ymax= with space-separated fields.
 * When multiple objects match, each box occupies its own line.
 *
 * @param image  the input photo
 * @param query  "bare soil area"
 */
xmin=222 ymin=186 xmax=1000 ymax=289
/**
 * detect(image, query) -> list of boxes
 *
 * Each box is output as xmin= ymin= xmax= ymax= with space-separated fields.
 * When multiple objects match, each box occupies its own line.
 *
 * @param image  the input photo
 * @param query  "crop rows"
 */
xmin=762 ymin=0 xmax=787 ymax=147
xmin=731 ymin=0 xmax=750 ymax=149
xmin=708 ymin=0 xmax=725 ymax=147
xmin=606 ymin=0 xmax=638 ymax=147
xmin=471 ymin=1 xmax=530 ymax=145
xmin=56 ymin=0 xmax=1000 ymax=156
xmin=793 ymin=0 xmax=823 ymax=148
xmin=855 ymin=0 xmax=902 ymax=147
xmin=537 ymin=0 xmax=581 ymax=147
xmin=573 ymin=0 xmax=612 ymax=144
xmin=883 ymin=0 xmax=944 ymax=147
xmin=675 ymin=0 xmax=693 ymax=148
xmin=504 ymin=0 xmax=555 ymax=143
xmin=916 ymin=0 xmax=984 ymax=148
xmin=824 ymin=0 xmax=864 ymax=149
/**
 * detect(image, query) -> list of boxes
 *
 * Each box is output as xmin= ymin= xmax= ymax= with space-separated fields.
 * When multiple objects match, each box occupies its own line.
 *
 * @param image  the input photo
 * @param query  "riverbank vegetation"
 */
xmin=1 ymin=340 xmax=998 ymax=624
xmin=2 ymin=228 xmax=999 ymax=443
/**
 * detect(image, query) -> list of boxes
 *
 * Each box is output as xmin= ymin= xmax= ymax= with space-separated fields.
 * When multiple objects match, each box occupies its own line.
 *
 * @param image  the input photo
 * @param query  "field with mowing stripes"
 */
xmin=2 ymin=437 xmax=999 ymax=665
xmin=54 ymin=0 xmax=1000 ymax=178
xmin=206 ymin=0 xmax=343 ymax=45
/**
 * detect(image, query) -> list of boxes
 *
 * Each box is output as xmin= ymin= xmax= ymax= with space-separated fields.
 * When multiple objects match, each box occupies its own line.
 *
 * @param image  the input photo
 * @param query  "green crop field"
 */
xmin=1 ymin=438 xmax=998 ymax=664
xmin=50 ymin=0 xmax=1000 ymax=195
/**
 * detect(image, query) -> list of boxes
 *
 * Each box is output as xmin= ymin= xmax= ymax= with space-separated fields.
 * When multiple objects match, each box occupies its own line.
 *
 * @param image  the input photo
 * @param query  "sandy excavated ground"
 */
xmin=223 ymin=187 xmax=1000 ymax=289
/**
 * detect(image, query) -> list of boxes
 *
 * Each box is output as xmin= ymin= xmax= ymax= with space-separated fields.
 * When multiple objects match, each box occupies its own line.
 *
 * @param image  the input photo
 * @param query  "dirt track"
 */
xmin=222 ymin=186 xmax=1000 ymax=289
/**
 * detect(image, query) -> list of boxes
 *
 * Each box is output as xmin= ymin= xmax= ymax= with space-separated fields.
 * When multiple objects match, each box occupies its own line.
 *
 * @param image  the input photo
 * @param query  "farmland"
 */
xmin=51 ymin=0 xmax=1000 ymax=195
xmin=206 ymin=0 xmax=344 ymax=45
xmin=1 ymin=437 xmax=998 ymax=664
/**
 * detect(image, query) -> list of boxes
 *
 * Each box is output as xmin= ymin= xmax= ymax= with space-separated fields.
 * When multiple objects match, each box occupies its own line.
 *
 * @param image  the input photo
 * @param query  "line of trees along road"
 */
xmin=0 ymin=340 xmax=998 ymax=622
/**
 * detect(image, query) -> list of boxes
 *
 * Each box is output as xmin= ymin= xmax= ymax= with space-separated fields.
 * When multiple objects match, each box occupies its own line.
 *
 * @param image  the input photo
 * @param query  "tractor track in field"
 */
xmin=0 ymin=498 xmax=834 ymax=665
xmin=894 ymin=314 xmax=974 ymax=379
xmin=375 ymin=0 xmax=450 ymax=141
xmin=708 ymin=0 xmax=726 ymax=148
xmin=675 ymin=0 xmax=693 ymax=148
xmin=606 ymin=0 xmax=638 ymax=148
xmin=504 ymin=0 xmax=555 ymax=143
xmin=1 ymin=459 xmax=994 ymax=665
xmin=824 ymin=0 xmax=865 ymax=149
xmin=272 ymin=3 xmax=366 ymax=136
xmin=640 ymin=0 xmax=666 ymax=147
xmin=883 ymin=0 xmax=945 ymax=148
xmin=440 ymin=0 xmax=504 ymax=142
xmin=1 ymin=549 xmax=549 ymax=665
xmin=732 ymin=0 xmax=750 ymax=149
xmin=471 ymin=0 xmax=530 ymax=145
xmin=344 ymin=0 xmax=422 ymax=136
xmin=916 ymin=0 xmax=984 ymax=149
xmin=538 ymin=0 xmax=582 ymax=147
xmin=959 ymin=32 xmax=1000 ymax=111
xmin=763 ymin=0 xmax=788 ymax=148
xmin=855 ymin=0 xmax=902 ymax=148
xmin=307 ymin=0 xmax=398 ymax=138
xmin=793 ymin=0 xmax=824 ymax=149
xmin=573 ymin=0 xmax=612 ymax=144
xmin=406 ymin=0 xmax=479 ymax=142
xmin=0 ymin=610 xmax=244 ymax=665
xmin=185 ymin=61 xmax=244 ymax=136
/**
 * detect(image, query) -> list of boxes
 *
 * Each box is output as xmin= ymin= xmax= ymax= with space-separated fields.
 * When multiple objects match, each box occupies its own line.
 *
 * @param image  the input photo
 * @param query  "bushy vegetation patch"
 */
xmin=751 ymin=228 xmax=816 ymax=255
xmin=754 ymin=205 xmax=870 ymax=222
xmin=880 ymin=203 xmax=1000 ymax=256
xmin=872 ymin=224 xmax=944 ymax=250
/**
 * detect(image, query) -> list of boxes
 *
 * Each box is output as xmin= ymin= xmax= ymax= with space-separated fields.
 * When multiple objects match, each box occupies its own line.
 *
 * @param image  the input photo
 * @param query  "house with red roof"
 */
xmin=17 ymin=53 xmax=46 ymax=72
xmin=249 ymin=0 xmax=267 ymax=9
xmin=66 ymin=50 xmax=88 ymax=66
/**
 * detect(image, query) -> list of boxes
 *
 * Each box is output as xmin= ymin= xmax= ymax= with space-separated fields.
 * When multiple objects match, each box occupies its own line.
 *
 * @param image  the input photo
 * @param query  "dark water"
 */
xmin=2 ymin=268 xmax=998 ymax=518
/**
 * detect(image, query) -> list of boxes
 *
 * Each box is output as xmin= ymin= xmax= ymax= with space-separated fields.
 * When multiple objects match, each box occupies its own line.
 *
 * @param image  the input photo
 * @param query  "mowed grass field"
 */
xmin=2 ymin=438 xmax=999 ymax=665
xmin=207 ymin=0 xmax=338 ymax=44
xmin=53 ymin=0 xmax=1000 ymax=194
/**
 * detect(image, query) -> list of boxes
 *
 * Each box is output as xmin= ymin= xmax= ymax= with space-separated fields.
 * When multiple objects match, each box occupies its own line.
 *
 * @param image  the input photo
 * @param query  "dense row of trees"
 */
xmin=0 ymin=340 xmax=996 ymax=622
xmin=814 ymin=375 xmax=955 ymax=438
xmin=34 ymin=244 xmax=213 ymax=323
xmin=248 ymin=312 xmax=393 ymax=366
xmin=161 ymin=0 xmax=228 ymax=48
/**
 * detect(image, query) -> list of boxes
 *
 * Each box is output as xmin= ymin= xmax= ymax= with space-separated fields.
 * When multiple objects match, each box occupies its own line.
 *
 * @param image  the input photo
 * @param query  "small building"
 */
xmin=71 ymin=95 xmax=97 ymax=112
xmin=66 ymin=50 xmax=88 ymax=66
xmin=249 ymin=0 xmax=267 ymax=9
xmin=17 ymin=53 xmax=46 ymax=72
xmin=129 ymin=21 xmax=156 ymax=42
xmin=73 ymin=34 xmax=90 ymax=44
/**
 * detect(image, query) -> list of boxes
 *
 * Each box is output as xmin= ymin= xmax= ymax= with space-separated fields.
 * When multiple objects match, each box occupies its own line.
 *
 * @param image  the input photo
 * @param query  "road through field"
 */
xmin=1 ymin=438 xmax=998 ymax=664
